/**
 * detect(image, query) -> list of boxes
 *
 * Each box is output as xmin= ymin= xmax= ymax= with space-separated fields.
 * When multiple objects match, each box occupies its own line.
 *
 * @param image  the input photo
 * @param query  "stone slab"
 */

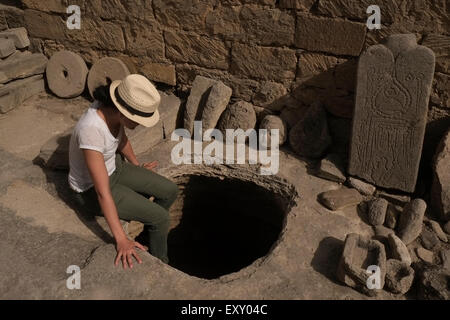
xmin=0 ymin=53 xmax=48 ymax=84
xmin=349 ymin=34 xmax=436 ymax=193
xmin=0 ymin=27 xmax=30 ymax=49
xmin=0 ymin=75 xmax=45 ymax=114
xmin=0 ymin=38 xmax=15 ymax=58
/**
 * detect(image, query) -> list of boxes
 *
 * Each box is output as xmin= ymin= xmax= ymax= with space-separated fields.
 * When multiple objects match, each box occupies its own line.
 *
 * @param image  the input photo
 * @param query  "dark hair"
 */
xmin=93 ymin=84 xmax=115 ymax=108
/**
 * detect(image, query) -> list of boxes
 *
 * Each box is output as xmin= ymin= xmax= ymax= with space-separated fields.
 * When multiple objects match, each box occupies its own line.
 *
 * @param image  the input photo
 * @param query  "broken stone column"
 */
xmin=349 ymin=34 xmax=436 ymax=193
xmin=397 ymin=198 xmax=427 ymax=245
xmin=337 ymin=233 xmax=387 ymax=296
xmin=201 ymin=81 xmax=232 ymax=136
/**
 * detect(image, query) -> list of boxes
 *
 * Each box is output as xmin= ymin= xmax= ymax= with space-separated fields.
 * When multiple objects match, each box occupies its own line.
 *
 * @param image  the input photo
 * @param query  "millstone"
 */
xmin=46 ymin=50 xmax=88 ymax=98
xmin=87 ymin=57 xmax=130 ymax=99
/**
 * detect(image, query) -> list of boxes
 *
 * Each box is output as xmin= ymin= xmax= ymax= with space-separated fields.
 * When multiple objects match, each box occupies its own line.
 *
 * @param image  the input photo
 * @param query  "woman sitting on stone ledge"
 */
xmin=68 ymin=74 xmax=179 ymax=268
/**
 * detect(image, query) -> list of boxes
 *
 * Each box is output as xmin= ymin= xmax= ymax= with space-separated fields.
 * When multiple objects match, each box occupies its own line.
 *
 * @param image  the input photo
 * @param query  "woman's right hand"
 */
xmin=115 ymin=238 xmax=148 ymax=269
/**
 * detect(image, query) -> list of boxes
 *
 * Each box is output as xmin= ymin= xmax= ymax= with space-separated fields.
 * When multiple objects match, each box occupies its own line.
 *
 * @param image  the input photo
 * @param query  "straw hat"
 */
xmin=110 ymin=74 xmax=161 ymax=128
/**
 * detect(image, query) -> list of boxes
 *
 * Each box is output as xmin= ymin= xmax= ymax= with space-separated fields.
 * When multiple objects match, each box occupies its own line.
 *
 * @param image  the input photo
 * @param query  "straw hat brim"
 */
xmin=110 ymin=80 xmax=160 ymax=128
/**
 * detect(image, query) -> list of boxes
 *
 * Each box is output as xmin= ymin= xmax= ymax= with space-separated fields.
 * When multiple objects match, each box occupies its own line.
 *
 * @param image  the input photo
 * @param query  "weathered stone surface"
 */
xmin=38 ymin=128 xmax=72 ymax=170
xmin=202 ymin=81 xmax=232 ymax=135
xmin=206 ymin=5 xmax=295 ymax=46
xmin=126 ymin=121 xmax=164 ymax=155
xmin=0 ymin=38 xmax=15 ymax=58
xmin=279 ymin=0 xmax=315 ymax=10
xmin=417 ymin=247 xmax=434 ymax=264
xmin=441 ymin=250 xmax=450 ymax=271
xmin=24 ymin=9 xmax=66 ymax=41
xmin=318 ymin=188 xmax=363 ymax=211
xmin=0 ymin=75 xmax=45 ymax=114
xmin=418 ymin=266 xmax=450 ymax=300
xmin=123 ymin=20 xmax=164 ymax=60
xmin=297 ymin=53 xmax=340 ymax=88
xmin=0 ymin=27 xmax=29 ymax=49
xmin=430 ymin=73 xmax=449 ymax=108
xmin=431 ymin=130 xmax=450 ymax=221
xmin=165 ymin=30 xmax=229 ymax=70
xmin=444 ymin=221 xmax=450 ymax=235
xmin=398 ymin=199 xmax=427 ymax=245
xmin=289 ymin=102 xmax=331 ymax=159
xmin=375 ymin=225 xmax=394 ymax=241
xmin=184 ymin=76 xmax=219 ymax=135
xmin=347 ymin=177 xmax=376 ymax=196
xmin=217 ymin=101 xmax=257 ymax=134
xmin=87 ymin=57 xmax=130 ymax=99
xmin=367 ymin=198 xmax=388 ymax=226
xmin=231 ymin=43 xmax=297 ymax=82
xmin=388 ymin=233 xmax=412 ymax=266
xmin=0 ymin=53 xmax=47 ymax=84
xmin=385 ymin=259 xmax=414 ymax=295
xmin=46 ymin=50 xmax=88 ymax=99
xmin=141 ymin=63 xmax=176 ymax=86
xmin=280 ymin=106 xmax=307 ymax=131
xmin=428 ymin=220 xmax=448 ymax=243
xmin=253 ymin=81 xmax=287 ymax=111
xmin=159 ymin=91 xmax=182 ymax=138
xmin=295 ymin=13 xmax=366 ymax=56
xmin=385 ymin=204 xmax=400 ymax=229
xmin=420 ymin=228 xmax=440 ymax=250
xmin=316 ymin=153 xmax=346 ymax=183
xmin=259 ymin=115 xmax=287 ymax=149
xmin=336 ymin=233 xmax=386 ymax=296
xmin=349 ymin=34 xmax=436 ymax=193
xmin=422 ymin=34 xmax=450 ymax=74
xmin=22 ymin=0 xmax=67 ymax=13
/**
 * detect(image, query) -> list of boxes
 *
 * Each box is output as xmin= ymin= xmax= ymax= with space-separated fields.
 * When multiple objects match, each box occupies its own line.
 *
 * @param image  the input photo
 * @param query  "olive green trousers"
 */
xmin=73 ymin=154 xmax=179 ymax=264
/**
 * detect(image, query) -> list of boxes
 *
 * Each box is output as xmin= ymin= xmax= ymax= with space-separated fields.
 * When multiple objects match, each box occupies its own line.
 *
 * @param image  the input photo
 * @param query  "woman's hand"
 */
xmin=115 ymin=238 xmax=148 ymax=269
xmin=141 ymin=161 xmax=158 ymax=171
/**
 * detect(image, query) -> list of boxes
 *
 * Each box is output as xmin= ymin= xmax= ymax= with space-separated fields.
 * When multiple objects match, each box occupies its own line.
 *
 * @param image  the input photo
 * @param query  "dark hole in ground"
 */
xmin=168 ymin=174 xmax=293 ymax=280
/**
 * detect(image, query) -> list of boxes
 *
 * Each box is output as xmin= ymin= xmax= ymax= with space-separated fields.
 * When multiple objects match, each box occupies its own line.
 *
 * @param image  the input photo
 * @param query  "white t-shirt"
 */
xmin=68 ymin=101 xmax=123 ymax=193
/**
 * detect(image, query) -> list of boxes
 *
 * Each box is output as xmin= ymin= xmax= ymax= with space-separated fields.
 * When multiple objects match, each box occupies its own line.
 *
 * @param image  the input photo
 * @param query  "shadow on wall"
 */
xmin=33 ymin=134 xmax=115 ymax=244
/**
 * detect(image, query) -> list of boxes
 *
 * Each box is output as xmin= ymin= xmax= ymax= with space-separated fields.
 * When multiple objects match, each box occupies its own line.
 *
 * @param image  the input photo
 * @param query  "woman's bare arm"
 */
xmin=82 ymin=149 xmax=147 ymax=269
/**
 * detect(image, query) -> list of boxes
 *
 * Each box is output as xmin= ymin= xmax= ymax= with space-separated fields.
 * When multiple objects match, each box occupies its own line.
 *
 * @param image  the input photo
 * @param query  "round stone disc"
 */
xmin=87 ymin=57 xmax=130 ymax=99
xmin=46 ymin=50 xmax=88 ymax=98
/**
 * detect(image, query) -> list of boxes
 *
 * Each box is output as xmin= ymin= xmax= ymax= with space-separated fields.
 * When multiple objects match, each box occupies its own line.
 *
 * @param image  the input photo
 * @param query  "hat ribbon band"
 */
xmin=114 ymin=87 xmax=155 ymax=118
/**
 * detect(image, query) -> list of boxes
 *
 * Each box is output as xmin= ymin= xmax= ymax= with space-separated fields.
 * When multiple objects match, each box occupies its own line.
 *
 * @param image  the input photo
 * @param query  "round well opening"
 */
xmin=167 ymin=171 xmax=297 ymax=280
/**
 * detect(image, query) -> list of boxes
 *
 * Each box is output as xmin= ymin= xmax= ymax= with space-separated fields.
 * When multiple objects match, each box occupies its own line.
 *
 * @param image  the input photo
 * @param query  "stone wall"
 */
xmin=1 ymin=0 xmax=449 ymax=162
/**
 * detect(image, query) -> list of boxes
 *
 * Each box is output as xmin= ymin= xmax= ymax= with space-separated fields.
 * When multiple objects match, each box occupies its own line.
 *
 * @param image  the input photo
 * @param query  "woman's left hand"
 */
xmin=141 ymin=161 xmax=158 ymax=171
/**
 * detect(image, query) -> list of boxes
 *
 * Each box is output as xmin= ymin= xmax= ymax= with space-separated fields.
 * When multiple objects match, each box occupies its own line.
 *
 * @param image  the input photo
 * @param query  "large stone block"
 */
xmin=165 ymin=30 xmax=229 ymax=70
xmin=141 ymin=63 xmax=176 ymax=86
xmin=279 ymin=0 xmax=315 ymax=10
xmin=22 ymin=0 xmax=67 ymax=13
xmin=123 ymin=20 xmax=164 ymax=60
xmin=295 ymin=13 xmax=366 ymax=56
xmin=0 ymin=53 xmax=48 ymax=84
xmin=231 ymin=43 xmax=297 ymax=82
xmin=0 ymin=75 xmax=45 ymax=114
xmin=432 ymin=130 xmax=450 ymax=221
xmin=205 ymin=5 xmax=295 ymax=46
xmin=349 ymin=34 xmax=435 ymax=192
xmin=0 ymin=27 xmax=30 ymax=49
xmin=337 ymin=233 xmax=386 ymax=296
xmin=24 ymin=9 xmax=66 ymax=41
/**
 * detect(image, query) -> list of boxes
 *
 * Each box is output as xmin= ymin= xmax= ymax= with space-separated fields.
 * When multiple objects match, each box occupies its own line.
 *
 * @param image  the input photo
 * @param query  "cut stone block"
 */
xmin=46 ymin=50 xmax=88 ymax=98
xmin=347 ymin=177 xmax=376 ymax=196
xmin=0 ymin=38 xmax=15 ymax=58
xmin=318 ymin=188 xmax=363 ymax=211
xmin=385 ymin=259 xmax=415 ymax=295
xmin=337 ymin=233 xmax=386 ymax=296
xmin=259 ymin=115 xmax=288 ymax=149
xmin=0 ymin=75 xmax=45 ymax=114
xmin=388 ymin=233 xmax=412 ymax=266
xmin=397 ymin=199 xmax=427 ymax=245
xmin=184 ymin=75 xmax=218 ymax=136
xmin=159 ymin=91 xmax=181 ymax=138
xmin=316 ymin=153 xmax=346 ymax=183
xmin=1 ymin=50 xmax=32 ymax=64
xmin=367 ymin=198 xmax=388 ymax=226
xmin=289 ymin=102 xmax=331 ymax=159
xmin=201 ymin=81 xmax=232 ymax=136
xmin=0 ymin=53 xmax=48 ymax=84
xmin=38 ymin=128 xmax=72 ymax=170
xmin=349 ymin=34 xmax=436 ymax=193
xmin=0 ymin=27 xmax=30 ymax=49
xmin=126 ymin=121 xmax=164 ymax=155
xmin=87 ymin=57 xmax=130 ymax=99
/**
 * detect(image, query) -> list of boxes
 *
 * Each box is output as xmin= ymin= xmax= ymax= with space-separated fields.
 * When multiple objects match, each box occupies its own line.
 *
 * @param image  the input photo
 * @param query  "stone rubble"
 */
xmin=347 ymin=177 xmax=376 ymax=196
xmin=367 ymin=198 xmax=388 ymax=227
xmin=428 ymin=220 xmax=448 ymax=243
xmin=315 ymin=153 xmax=346 ymax=183
xmin=385 ymin=259 xmax=415 ymax=295
xmin=385 ymin=204 xmax=400 ymax=229
xmin=318 ymin=188 xmax=363 ymax=211
xmin=397 ymin=199 xmax=427 ymax=245
xmin=388 ymin=233 xmax=412 ymax=266
xmin=417 ymin=247 xmax=434 ymax=264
